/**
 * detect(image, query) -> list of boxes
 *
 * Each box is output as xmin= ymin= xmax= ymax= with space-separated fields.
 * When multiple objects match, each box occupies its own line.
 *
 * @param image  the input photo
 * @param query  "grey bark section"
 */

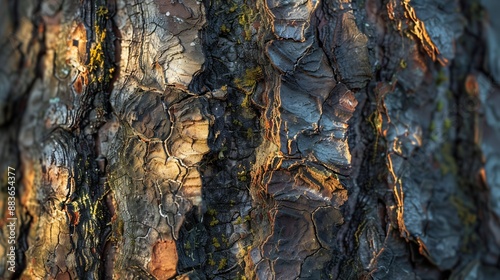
xmin=1 ymin=0 xmax=500 ymax=279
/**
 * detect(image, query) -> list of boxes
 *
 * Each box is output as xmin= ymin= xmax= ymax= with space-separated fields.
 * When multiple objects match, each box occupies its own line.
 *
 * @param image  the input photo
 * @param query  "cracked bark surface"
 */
xmin=1 ymin=0 xmax=500 ymax=279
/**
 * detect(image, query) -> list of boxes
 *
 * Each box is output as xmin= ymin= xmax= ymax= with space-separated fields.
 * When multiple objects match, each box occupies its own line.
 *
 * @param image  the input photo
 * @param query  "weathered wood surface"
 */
xmin=1 ymin=0 xmax=500 ymax=279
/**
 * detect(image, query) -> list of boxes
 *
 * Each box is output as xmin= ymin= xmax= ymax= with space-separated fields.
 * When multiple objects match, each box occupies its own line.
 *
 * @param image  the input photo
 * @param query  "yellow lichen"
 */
xmin=237 ymin=244 xmax=251 ymax=259
xmin=207 ymin=208 xmax=217 ymax=216
xmin=233 ymin=119 xmax=243 ymax=126
xmin=229 ymin=3 xmax=238 ymax=13
xmin=218 ymin=258 xmax=227 ymax=270
xmin=88 ymin=23 xmax=107 ymax=82
xmin=246 ymin=127 xmax=254 ymax=140
xmin=212 ymin=237 xmax=221 ymax=248
xmin=220 ymin=24 xmax=230 ymax=33
xmin=234 ymin=216 xmax=244 ymax=225
xmin=87 ymin=6 xmax=114 ymax=84
xmin=108 ymin=67 xmax=115 ymax=80
xmin=221 ymin=234 xmax=228 ymax=246
xmin=208 ymin=255 xmax=216 ymax=266
xmin=237 ymin=165 xmax=248 ymax=182
xmin=207 ymin=208 xmax=220 ymax=226
xmin=237 ymin=4 xmax=256 ymax=41
xmin=210 ymin=217 xmax=219 ymax=226
xmin=234 ymin=66 xmax=263 ymax=91
xmin=96 ymin=6 xmax=109 ymax=19
xmin=400 ymin=59 xmax=407 ymax=69
xmin=234 ymin=66 xmax=263 ymax=109
xmin=237 ymin=170 xmax=247 ymax=182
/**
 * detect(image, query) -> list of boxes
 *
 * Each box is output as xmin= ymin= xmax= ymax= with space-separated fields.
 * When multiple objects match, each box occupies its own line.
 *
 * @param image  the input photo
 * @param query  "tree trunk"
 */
xmin=1 ymin=0 xmax=500 ymax=279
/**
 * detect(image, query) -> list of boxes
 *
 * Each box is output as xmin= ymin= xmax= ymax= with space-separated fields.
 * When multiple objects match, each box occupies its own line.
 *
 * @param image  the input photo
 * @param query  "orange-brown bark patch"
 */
xmin=149 ymin=240 xmax=178 ymax=279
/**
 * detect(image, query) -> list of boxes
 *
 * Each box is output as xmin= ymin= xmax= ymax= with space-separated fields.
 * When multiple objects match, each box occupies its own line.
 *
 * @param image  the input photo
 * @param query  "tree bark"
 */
xmin=1 ymin=0 xmax=500 ymax=279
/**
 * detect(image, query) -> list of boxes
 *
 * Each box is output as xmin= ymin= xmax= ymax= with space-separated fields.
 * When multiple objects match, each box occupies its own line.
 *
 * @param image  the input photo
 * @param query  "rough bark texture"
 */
xmin=1 ymin=0 xmax=500 ymax=279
